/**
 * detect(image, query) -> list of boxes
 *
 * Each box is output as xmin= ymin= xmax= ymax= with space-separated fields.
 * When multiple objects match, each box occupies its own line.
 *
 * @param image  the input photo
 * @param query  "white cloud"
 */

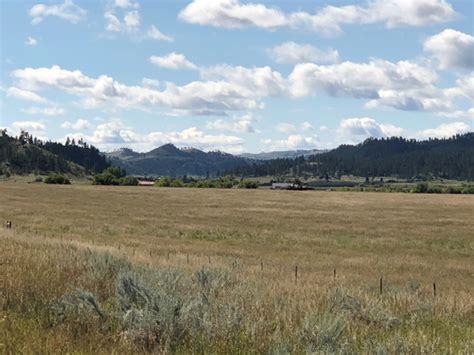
xmin=206 ymin=113 xmax=256 ymax=133
xmin=104 ymin=11 xmax=122 ymax=32
xmin=419 ymin=122 xmax=471 ymax=138
xmin=10 ymin=65 xmax=260 ymax=116
xmin=114 ymin=0 xmax=139 ymax=9
xmin=147 ymin=25 xmax=174 ymax=42
xmin=179 ymin=0 xmax=288 ymax=30
xmin=124 ymin=10 xmax=140 ymax=29
xmin=268 ymin=42 xmax=339 ymax=64
xmin=21 ymin=107 xmax=65 ymax=116
xmin=149 ymin=52 xmax=197 ymax=70
xmin=263 ymin=134 xmax=319 ymax=150
xmin=72 ymin=119 xmax=244 ymax=152
xmin=6 ymin=87 xmax=48 ymax=104
xmin=301 ymin=121 xmax=314 ymax=131
xmin=289 ymin=60 xmax=437 ymax=99
xmin=424 ymin=29 xmax=474 ymax=70
xmin=141 ymin=78 xmax=160 ymax=88
xmin=437 ymin=108 xmax=474 ymax=119
xmin=61 ymin=119 xmax=90 ymax=130
xmin=200 ymin=64 xmax=287 ymax=97
xmin=29 ymin=0 xmax=86 ymax=25
xmin=179 ymin=0 xmax=456 ymax=35
xmin=338 ymin=117 xmax=404 ymax=142
xmin=12 ymin=120 xmax=46 ymax=132
xmin=25 ymin=37 xmax=38 ymax=46
xmin=277 ymin=122 xmax=297 ymax=134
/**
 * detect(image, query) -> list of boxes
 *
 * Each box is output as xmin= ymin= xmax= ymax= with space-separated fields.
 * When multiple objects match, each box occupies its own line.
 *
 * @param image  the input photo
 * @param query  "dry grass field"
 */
xmin=1 ymin=181 xmax=473 ymax=353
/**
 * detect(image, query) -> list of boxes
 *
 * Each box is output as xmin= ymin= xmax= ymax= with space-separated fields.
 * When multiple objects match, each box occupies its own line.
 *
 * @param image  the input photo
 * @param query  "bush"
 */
xmin=238 ymin=179 xmax=259 ymax=189
xmin=155 ymin=176 xmax=184 ymax=187
xmin=412 ymin=182 xmax=428 ymax=193
xmin=93 ymin=167 xmax=137 ymax=186
xmin=44 ymin=174 xmax=71 ymax=184
xmin=119 ymin=176 xmax=139 ymax=186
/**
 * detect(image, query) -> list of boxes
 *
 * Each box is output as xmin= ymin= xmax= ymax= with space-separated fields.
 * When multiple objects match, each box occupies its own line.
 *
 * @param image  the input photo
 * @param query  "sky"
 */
xmin=0 ymin=0 xmax=473 ymax=153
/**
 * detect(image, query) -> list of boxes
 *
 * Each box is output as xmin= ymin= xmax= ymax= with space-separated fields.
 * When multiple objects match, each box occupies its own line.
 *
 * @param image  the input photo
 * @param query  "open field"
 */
xmin=1 ymin=182 xmax=473 ymax=353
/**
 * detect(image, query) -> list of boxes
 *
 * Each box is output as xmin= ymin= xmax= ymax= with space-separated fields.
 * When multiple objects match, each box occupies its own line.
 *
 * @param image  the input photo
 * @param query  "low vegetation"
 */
xmin=44 ymin=174 xmax=71 ymax=185
xmin=1 ymin=183 xmax=472 ymax=353
xmin=93 ymin=167 xmax=138 ymax=186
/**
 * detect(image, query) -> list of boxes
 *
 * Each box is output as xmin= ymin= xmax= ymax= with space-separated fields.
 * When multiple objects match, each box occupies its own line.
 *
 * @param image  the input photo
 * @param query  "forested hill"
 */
xmin=231 ymin=133 xmax=474 ymax=180
xmin=310 ymin=134 xmax=474 ymax=180
xmin=0 ymin=130 xmax=109 ymax=176
xmin=106 ymin=144 xmax=250 ymax=177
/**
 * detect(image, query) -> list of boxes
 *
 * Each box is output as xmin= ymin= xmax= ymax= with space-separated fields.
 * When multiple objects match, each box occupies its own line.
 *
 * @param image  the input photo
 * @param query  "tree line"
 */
xmin=226 ymin=134 xmax=474 ymax=181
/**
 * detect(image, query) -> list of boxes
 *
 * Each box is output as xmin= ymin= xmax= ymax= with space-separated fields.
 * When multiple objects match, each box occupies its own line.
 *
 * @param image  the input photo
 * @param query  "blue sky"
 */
xmin=1 ymin=0 xmax=473 ymax=153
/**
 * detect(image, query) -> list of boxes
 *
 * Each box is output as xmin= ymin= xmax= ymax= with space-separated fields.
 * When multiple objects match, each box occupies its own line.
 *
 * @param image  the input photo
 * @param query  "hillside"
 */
xmin=232 ymin=133 xmax=474 ymax=180
xmin=309 ymin=134 xmax=474 ymax=180
xmin=106 ymin=144 xmax=250 ymax=177
xmin=239 ymin=148 xmax=326 ymax=160
xmin=0 ymin=130 xmax=109 ymax=176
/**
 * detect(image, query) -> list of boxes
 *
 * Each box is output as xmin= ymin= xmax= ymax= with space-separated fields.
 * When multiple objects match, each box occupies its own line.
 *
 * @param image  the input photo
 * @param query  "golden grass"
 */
xmin=1 ymin=181 xmax=473 ymax=353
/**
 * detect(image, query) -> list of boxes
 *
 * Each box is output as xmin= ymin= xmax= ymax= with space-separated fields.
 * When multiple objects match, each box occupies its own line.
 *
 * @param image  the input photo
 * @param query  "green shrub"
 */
xmin=119 ymin=176 xmax=139 ymax=186
xmin=44 ymin=174 xmax=71 ymax=184
xmin=238 ymin=179 xmax=259 ymax=189
xmin=412 ymin=182 xmax=428 ymax=193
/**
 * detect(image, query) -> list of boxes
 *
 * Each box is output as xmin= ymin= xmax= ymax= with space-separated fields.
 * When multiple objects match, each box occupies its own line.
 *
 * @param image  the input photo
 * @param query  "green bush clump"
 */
xmin=93 ymin=167 xmax=138 ymax=186
xmin=155 ymin=176 xmax=184 ymax=187
xmin=238 ymin=180 xmax=259 ymax=189
xmin=44 ymin=174 xmax=71 ymax=184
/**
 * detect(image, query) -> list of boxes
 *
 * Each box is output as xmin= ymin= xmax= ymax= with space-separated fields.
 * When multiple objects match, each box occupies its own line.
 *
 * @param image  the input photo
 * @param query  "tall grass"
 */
xmin=1 ymin=231 xmax=472 ymax=354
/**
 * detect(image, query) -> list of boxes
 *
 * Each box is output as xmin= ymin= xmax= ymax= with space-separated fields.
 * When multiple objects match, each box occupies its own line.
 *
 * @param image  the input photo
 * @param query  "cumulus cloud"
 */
xmin=179 ymin=0 xmax=287 ymax=29
xmin=70 ymin=119 xmax=244 ymax=152
xmin=200 ymin=64 xmax=287 ymax=97
xmin=21 ymin=107 xmax=65 ymax=116
xmin=61 ymin=119 xmax=90 ymax=130
xmin=6 ymin=87 xmax=49 ymax=104
xmin=268 ymin=42 xmax=339 ymax=64
xmin=206 ymin=113 xmax=256 ymax=133
xmin=419 ymin=122 xmax=471 ymax=138
xmin=123 ymin=10 xmax=140 ymax=29
xmin=276 ymin=122 xmax=297 ymax=134
xmin=263 ymin=134 xmax=319 ymax=150
xmin=149 ymin=53 xmax=197 ymax=70
xmin=288 ymin=60 xmax=448 ymax=112
xmin=424 ymin=29 xmax=474 ymax=70
xmin=12 ymin=120 xmax=46 ymax=132
xmin=29 ymin=0 xmax=86 ymax=25
xmin=9 ymin=65 xmax=260 ymax=116
xmin=114 ymin=0 xmax=139 ymax=9
xmin=147 ymin=25 xmax=174 ymax=42
xmin=141 ymin=78 xmax=160 ymax=88
xmin=179 ymin=0 xmax=456 ymax=35
xmin=289 ymin=60 xmax=437 ymax=99
xmin=25 ymin=37 xmax=38 ymax=46
xmin=338 ymin=117 xmax=404 ymax=142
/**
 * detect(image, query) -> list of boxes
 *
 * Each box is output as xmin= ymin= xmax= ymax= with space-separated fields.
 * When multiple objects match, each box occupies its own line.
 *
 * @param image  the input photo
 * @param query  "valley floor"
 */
xmin=1 ymin=182 xmax=473 ymax=353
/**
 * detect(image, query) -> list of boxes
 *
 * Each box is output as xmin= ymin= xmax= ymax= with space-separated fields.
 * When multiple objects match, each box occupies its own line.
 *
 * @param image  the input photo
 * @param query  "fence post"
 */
xmin=333 ymin=268 xmax=336 ymax=282
xmin=187 ymin=253 xmax=189 ymax=264
xmin=261 ymin=260 xmax=264 ymax=272
xmin=167 ymin=251 xmax=170 ymax=260
xmin=295 ymin=265 xmax=298 ymax=285
xmin=379 ymin=275 xmax=383 ymax=295
xmin=433 ymin=282 xmax=436 ymax=298
xmin=208 ymin=255 xmax=211 ymax=264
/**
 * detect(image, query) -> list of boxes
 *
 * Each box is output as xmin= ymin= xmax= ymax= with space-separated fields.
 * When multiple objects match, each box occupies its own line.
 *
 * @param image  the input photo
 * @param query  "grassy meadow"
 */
xmin=1 ymin=181 xmax=473 ymax=353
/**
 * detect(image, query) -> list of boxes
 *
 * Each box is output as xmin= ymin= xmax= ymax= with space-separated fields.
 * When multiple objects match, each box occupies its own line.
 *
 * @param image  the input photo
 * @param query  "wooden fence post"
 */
xmin=379 ymin=275 xmax=383 ymax=295
xmin=433 ymin=282 xmax=436 ymax=297
xmin=187 ymin=254 xmax=189 ymax=264
xmin=261 ymin=260 xmax=264 ymax=272
xmin=333 ymin=268 xmax=336 ymax=282
xmin=295 ymin=265 xmax=298 ymax=285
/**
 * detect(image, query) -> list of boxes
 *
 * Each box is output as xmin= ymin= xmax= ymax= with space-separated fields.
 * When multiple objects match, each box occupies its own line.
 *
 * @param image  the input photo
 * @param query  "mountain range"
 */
xmin=105 ymin=144 xmax=249 ymax=177
xmin=239 ymin=149 xmax=326 ymax=160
